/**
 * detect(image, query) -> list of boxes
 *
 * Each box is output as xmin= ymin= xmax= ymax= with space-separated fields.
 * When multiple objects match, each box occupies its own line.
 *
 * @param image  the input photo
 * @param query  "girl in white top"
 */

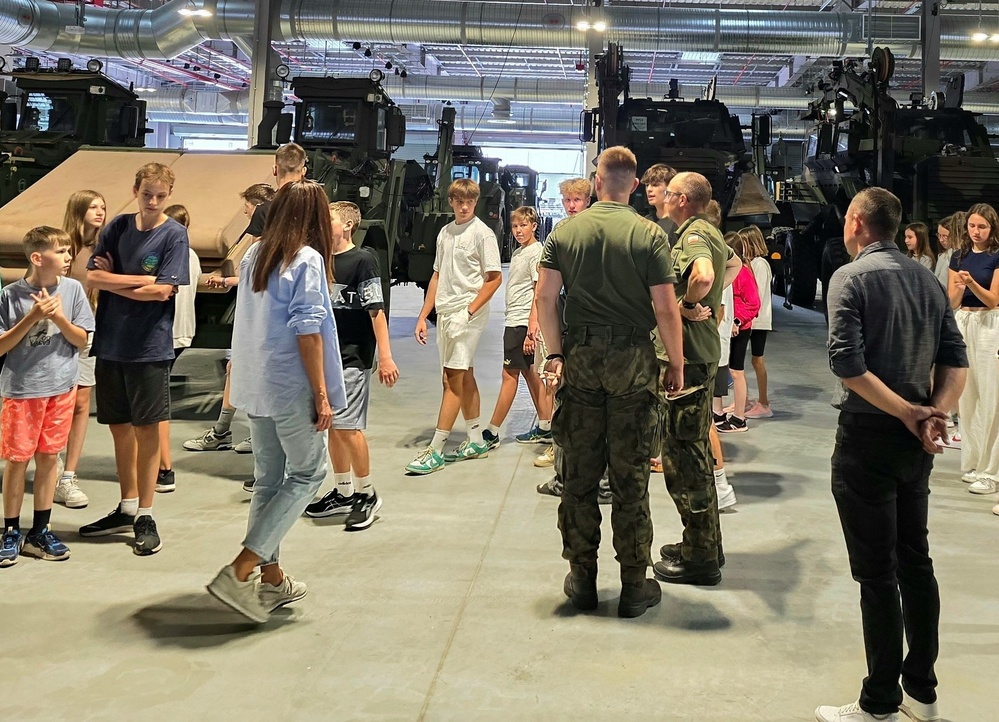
xmin=742 ymin=225 xmax=774 ymax=419
xmin=59 ymin=189 xmax=106 ymax=509
xmin=904 ymin=222 xmax=937 ymax=271
xmin=934 ymin=213 xmax=960 ymax=288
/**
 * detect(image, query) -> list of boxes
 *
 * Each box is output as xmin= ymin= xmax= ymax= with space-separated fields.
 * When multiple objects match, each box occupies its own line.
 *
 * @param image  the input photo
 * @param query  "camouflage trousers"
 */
xmin=552 ymin=326 xmax=662 ymax=583
xmin=660 ymin=361 xmax=723 ymax=563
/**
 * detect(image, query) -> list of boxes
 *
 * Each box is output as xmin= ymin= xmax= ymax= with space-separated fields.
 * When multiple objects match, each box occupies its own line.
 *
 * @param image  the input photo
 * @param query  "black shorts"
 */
xmin=503 ymin=326 xmax=535 ymax=371
xmin=95 ymin=359 xmax=172 ymax=426
xmin=714 ymin=365 xmax=730 ymax=397
xmin=750 ymin=329 xmax=768 ymax=358
xmin=729 ymin=328 xmax=752 ymax=371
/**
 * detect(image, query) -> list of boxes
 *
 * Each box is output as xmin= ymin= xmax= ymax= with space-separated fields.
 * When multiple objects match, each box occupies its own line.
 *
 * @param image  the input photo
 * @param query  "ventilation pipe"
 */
xmin=2 ymin=0 xmax=999 ymax=62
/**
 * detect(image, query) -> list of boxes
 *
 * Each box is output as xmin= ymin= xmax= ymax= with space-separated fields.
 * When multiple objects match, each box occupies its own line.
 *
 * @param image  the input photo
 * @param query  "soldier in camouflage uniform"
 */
xmin=652 ymin=172 xmax=742 ymax=586
xmin=536 ymin=147 xmax=684 ymax=619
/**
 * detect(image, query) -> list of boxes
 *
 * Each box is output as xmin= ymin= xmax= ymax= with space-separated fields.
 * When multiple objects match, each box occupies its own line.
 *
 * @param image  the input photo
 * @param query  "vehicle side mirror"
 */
xmin=579 ymin=110 xmax=595 ymax=143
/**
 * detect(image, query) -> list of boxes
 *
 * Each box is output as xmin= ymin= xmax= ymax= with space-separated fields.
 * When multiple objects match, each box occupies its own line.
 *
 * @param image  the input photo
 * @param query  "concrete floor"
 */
xmin=2 ymin=284 xmax=994 ymax=722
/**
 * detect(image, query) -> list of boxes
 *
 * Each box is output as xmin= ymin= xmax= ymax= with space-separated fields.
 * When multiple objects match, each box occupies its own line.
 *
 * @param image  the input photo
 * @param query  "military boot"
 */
xmin=618 ymin=579 xmax=662 ymax=618
xmin=563 ymin=563 xmax=598 ymax=611
xmin=653 ymin=558 xmax=722 ymax=586
xmin=659 ymin=542 xmax=726 ymax=568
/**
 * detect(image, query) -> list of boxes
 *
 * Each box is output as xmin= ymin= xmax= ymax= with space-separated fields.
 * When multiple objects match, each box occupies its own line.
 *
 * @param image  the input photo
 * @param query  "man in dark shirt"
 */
xmin=537 ymin=146 xmax=684 ymax=619
xmin=642 ymin=163 xmax=678 ymax=241
xmin=817 ymin=187 xmax=968 ymax=722
xmin=80 ymin=162 xmax=190 ymax=556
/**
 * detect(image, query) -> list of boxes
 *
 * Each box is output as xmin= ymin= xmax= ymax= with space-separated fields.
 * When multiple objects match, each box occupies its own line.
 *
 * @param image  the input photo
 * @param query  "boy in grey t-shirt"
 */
xmin=0 ymin=227 xmax=94 ymax=568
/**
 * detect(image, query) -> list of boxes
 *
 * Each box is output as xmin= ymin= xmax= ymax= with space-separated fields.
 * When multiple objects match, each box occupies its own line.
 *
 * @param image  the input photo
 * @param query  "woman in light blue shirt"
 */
xmin=207 ymin=180 xmax=346 ymax=623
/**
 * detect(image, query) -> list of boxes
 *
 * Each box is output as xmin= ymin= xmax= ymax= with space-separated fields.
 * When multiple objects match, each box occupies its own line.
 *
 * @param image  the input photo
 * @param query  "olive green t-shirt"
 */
xmin=671 ymin=216 xmax=733 ymax=364
xmin=539 ymin=201 xmax=676 ymax=331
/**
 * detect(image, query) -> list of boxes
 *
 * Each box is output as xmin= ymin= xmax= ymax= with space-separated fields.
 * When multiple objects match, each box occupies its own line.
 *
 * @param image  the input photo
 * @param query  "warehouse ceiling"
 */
xmin=6 ymin=0 xmax=999 ymax=143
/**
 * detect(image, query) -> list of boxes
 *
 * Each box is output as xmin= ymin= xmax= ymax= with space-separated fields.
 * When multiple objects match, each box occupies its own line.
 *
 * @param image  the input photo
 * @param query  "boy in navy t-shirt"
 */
xmin=79 ymin=162 xmax=190 ymax=556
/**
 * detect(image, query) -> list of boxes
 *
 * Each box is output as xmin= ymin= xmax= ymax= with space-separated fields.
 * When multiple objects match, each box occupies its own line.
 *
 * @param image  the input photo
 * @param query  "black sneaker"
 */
xmin=659 ymin=542 xmax=726 ymax=568
xmin=242 ymin=479 xmax=255 ymax=494
xmin=345 ymin=491 xmax=382 ymax=531
xmin=537 ymin=477 xmax=562 ymax=497
xmin=481 ymin=429 xmax=500 ymax=451
xmin=717 ymin=416 xmax=748 ymax=433
xmin=133 ymin=516 xmax=162 ymax=556
xmin=712 ymin=412 xmax=727 ymax=427
xmin=156 ymin=469 xmax=176 ymax=494
xmin=79 ymin=505 xmax=135 ymax=537
xmin=305 ymin=489 xmax=355 ymax=518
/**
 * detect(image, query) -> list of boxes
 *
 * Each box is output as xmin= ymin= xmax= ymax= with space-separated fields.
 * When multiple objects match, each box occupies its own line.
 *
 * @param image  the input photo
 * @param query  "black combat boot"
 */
xmin=659 ymin=542 xmax=726 ymax=568
xmin=563 ymin=563 xmax=598 ymax=611
xmin=618 ymin=578 xmax=662 ymax=618
xmin=653 ymin=558 xmax=722 ymax=586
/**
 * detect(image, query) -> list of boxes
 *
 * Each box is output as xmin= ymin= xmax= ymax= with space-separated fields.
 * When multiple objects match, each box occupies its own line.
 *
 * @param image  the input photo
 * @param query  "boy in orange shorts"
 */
xmin=0 ymin=227 xmax=94 ymax=567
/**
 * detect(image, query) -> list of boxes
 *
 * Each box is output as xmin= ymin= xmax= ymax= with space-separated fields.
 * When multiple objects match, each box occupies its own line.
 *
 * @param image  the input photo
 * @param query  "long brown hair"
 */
xmin=957 ymin=203 xmax=999 ymax=258
xmin=251 ymin=180 xmax=334 ymax=293
xmin=63 ymin=190 xmax=106 ymax=260
xmin=904 ymin=222 xmax=936 ymax=267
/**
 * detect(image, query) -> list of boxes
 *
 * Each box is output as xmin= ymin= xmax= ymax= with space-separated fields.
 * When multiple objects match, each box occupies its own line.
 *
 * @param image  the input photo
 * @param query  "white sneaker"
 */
xmin=258 ymin=574 xmax=307 ymax=612
xmin=534 ymin=445 xmax=555 ymax=468
xmin=968 ymin=477 xmax=998 ymax=495
xmin=54 ymin=475 xmax=89 ymax=509
xmin=949 ymin=433 xmax=961 ymax=449
xmin=815 ymin=701 xmax=898 ymax=721
xmin=206 ymin=565 xmax=270 ymax=623
xmin=961 ymin=470 xmax=980 ymax=483
xmin=899 ymin=692 xmax=939 ymax=721
xmin=716 ymin=482 xmax=737 ymax=511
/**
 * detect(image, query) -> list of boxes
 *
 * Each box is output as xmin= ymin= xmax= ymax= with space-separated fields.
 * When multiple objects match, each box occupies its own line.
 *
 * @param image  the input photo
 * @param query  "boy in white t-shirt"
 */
xmin=408 ymin=179 xmax=503 ymax=474
xmin=481 ymin=207 xmax=551 ymax=449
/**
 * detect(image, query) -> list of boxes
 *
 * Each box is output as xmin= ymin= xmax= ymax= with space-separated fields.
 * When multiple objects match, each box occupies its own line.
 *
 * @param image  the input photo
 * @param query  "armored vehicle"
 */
xmin=777 ymin=47 xmax=999 ymax=308
xmin=0 ymin=62 xmax=148 ymax=207
xmin=581 ymin=43 xmax=778 ymax=223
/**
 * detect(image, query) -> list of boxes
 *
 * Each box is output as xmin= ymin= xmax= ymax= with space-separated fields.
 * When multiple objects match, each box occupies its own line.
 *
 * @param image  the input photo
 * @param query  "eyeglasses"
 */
xmin=664 ymin=190 xmax=685 ymax=200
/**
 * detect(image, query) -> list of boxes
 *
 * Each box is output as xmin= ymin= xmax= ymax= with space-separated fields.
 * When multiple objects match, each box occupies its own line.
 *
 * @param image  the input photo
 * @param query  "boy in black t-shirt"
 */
xmin=305 ymin=202 xmax=399 ymax=530
xmin=80 ymin=162 xmax=190 ymax=556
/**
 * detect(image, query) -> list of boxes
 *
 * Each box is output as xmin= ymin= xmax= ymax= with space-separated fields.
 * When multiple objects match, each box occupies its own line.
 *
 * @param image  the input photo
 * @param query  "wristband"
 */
xmin=545 ymin=353 xmax=565 ymax=362
xmin=733 ymin=318 xmax=742 ymax=326
xmin=681 ymin=299 xmax=697 ymax=310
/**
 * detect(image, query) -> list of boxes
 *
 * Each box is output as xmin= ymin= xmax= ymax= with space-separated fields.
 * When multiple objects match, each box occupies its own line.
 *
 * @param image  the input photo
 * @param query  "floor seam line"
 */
xmin=415 ymin=449 xmax=525 ymax=722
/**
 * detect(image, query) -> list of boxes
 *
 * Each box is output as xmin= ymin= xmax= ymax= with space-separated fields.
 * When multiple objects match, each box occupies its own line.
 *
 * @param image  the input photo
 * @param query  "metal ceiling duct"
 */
xmin=2 ymin=0 xmax=999 ymax=62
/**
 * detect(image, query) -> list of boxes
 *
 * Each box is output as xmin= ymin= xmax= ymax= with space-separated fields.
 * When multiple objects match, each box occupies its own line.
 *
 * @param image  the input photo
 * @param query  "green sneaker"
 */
xmin=443 ymin=439 xmax=490 ymax=463
xmin=406 ymin=446 xmax=446 ymax=475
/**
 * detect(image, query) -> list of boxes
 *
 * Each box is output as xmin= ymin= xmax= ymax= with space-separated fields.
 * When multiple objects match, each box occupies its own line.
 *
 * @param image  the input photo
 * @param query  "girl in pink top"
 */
xmin=719 ymin=231 xmax=761 ymax=433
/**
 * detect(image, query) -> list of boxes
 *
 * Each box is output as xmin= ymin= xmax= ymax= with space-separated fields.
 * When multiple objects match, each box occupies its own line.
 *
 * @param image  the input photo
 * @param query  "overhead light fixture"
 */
xmin=178 ymin=3 xmax=213 ymax=17
xmin=399 ymin=69 xmax=408 ymax=79
xmin=486 ymin=118 xmax=517 ymax=125
xmin=364 ymin=48 xmax=372 ymax=58
xmin=575 ymin=20 xmax=591 ymax=31
xmin=972 ymin=31 xmax=989 ymax=42
xmin=592 ymin=21 xmax=607 ymax=32
xmin=991 ymin=33 xmax=999 ymax=42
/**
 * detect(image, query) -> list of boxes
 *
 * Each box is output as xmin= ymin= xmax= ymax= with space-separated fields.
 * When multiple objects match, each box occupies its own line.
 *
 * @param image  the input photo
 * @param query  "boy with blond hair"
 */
xmin=409 ymin=179 xmax=502 ymax=474
xmin=1 ymin=227 xmax=94 ymax=567
xmin=305 ymin=201 xmax=399 ymax=529
xmin=80 ymin=162 xmax=190 ymax=556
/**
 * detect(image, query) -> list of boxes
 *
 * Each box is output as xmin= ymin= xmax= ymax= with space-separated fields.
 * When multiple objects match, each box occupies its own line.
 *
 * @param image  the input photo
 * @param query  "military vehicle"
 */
xmin=0 ymin=60 xmax=148 ymax=207
xmin=500 ymin=164 xmax=543 ymax=256
xmin=581 ymin=43 xmax=778 ymax=224
xmin=776 ymin=46 xmax=999 ymax=309
xmin=283 ymin=74 xmax=442 ymax=309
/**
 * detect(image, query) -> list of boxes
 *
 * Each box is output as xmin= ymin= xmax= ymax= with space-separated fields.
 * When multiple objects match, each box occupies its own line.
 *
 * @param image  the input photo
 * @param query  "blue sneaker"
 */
xmin=406 ymin=446 xmax=447 ymax=475
xmin=516 ymin=425 xmax=553 ymax=444
xmin=23 ymin=527 xmax=71 ymax=562
xmin=443 ymin=439 xmax=490 ymax=462
xmin=0 ymin=528 xmax=24 ymax=568
xmin=481 ymin=429 xmax=500 ymax=450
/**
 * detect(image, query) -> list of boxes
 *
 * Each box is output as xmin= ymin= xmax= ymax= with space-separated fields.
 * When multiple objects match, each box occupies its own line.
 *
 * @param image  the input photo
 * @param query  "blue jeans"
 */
xmin=242 ymin=389 xmax=328 ymax=565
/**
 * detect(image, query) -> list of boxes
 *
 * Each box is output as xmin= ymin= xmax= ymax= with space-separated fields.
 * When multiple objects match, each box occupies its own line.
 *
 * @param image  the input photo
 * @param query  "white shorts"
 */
xmin=437 ymin=309 xmax=489 ymax=370
xmin=77 ymin=340 xmax=96 ymax=388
